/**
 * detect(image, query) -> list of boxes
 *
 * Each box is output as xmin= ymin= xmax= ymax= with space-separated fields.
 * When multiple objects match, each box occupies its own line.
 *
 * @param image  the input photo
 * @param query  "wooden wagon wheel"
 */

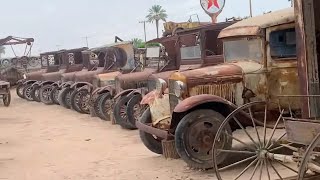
xmin=212 ymin=101 xmax=299 ymax=180
xmin=298 ymin=133 xmax=320 ymax=180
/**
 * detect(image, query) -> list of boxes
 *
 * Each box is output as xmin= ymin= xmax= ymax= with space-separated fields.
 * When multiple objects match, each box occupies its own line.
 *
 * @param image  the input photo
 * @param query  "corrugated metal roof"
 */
xmin=219 ymin=8 xmax=294 ymax=38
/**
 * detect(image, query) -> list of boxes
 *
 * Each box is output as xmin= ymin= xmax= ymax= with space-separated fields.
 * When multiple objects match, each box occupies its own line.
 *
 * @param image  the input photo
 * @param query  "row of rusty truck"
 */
xmin=16 ymin=8 xmax=301 ymax=171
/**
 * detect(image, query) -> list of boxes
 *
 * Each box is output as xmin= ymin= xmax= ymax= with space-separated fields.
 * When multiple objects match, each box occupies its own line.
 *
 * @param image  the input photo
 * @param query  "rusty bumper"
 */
xmin=135 ymin=121 xmax=171 ymax=140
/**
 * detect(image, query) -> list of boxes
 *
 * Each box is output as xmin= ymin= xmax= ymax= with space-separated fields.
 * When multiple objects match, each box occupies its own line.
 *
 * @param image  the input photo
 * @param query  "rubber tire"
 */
xmin=3 ymin=90 xmax=11 ymax=107
xmin=139 ymin=108 xmax=163 ymax=154
xmin=98 ymin=93 xmax=113 ymax=121
xmin=50 ymin=86 xmax=60 ymax=105
xmin=113 ymin=96 xmax=137 ymax=130
xmin=58 ymin=87 xmax=73 ymax=109
xmin=23 ymin=84 xmax=34 ymax=101
xmin=30 ymin=85 xmax=41 ymax=102
xmin=70 ymin=89 xmax=90 ymax=114
xmin=39 ymin=84 xmax=54 ymax=105
xmin=175 ymin=109 xmax=229 ymax=169
xmin=16 ymin=83 xmax=25 ymax=98
xmin=94 ymin=93 xmax=108 ymax=120
xmin=127 ymin=94 xmax=143 ymax=128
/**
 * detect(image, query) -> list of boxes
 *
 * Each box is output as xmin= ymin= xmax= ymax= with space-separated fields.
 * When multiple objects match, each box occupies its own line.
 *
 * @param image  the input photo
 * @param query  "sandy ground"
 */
xmin=0 ymin=90 xmax=215 ymax=180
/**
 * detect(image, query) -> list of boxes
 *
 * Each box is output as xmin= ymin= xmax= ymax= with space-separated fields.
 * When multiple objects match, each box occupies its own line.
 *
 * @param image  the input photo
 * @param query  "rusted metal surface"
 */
xmin=135 ymin=120 xmax=169 ymax=139
xmin=219 ymin=8 xmax=294 ymax=38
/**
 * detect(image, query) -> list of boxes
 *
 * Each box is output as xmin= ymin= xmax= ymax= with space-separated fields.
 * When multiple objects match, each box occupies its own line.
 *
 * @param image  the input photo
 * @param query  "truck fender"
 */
xmin=17 ymin=79 xmax=26 ymax=84
xmin=78 ymin=84 xmax=94 ymax=92
xmin=114 ymin=89 xmax=136 ymax=99
xmin=171 ymin=94 xmax=238 ymax=129
xmin=126 ymin=87 xmax=149 ymax=98
xmin=39 ymin=81 xmax=55 ymax=87
xmin=70 ymin=82 xmax=93 ymax=89
xmin=23 ymin=80 xmax=38 ymax=85
xmin=98 ymin=85 xmax=116 ymax=96
xmin=60 ymin=81 xmax=74 ymax=88
xmin=52 ymin=81 xmax=61 ymax=87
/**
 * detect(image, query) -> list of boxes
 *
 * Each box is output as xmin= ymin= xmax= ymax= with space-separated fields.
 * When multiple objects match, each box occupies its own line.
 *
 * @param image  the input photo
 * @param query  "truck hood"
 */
xmin=116 ymin=68 xmax=157 ymax=90
xmin=41 ymin=69 xmax=66 ymax=82
xmin=26 ymin=69 xmax=47 ymax=80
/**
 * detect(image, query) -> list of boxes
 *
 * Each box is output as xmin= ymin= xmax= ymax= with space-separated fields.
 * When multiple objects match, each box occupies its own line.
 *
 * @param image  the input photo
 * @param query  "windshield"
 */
xmin=224 ymin=38 xmax=263 ymax=62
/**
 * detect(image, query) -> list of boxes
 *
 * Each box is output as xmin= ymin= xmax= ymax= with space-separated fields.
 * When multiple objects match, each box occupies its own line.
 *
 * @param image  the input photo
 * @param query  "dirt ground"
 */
xmin=0 ymin=90 xmax=216 ymax=180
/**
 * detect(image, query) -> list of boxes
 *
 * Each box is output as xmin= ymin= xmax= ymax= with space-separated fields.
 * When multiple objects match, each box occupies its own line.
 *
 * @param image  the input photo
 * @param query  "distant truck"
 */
xmin=162 ymin=15 xmax=210 ymax=37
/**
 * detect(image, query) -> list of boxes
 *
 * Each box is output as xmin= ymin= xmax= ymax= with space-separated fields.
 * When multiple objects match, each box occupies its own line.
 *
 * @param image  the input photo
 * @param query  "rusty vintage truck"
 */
xmin=59 ymin=41 xmax=137 ymax=114
xmin=136 ymin=8 xmax=298 ymax=169
xmin=16 ymin=50 xmax=66 ymax=100
xmin=30 ymin=47 xmax=89 ymax=104
xmin=111 ymin=21 xmax=235 ymax=130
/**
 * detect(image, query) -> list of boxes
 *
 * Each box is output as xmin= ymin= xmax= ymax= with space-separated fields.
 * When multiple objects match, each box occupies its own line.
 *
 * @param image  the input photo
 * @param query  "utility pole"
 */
xmin=82 ymin=36 xmax=90 ymax=47
xmin=249 ymin=0 xmax=253 ymax=17
xmin=139 ymin=21 xmax=147 ymax=42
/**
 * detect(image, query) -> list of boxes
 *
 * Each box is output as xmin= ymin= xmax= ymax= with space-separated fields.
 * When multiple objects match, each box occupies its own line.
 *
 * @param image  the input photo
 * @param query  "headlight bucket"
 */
xmin=156 ymin=78 xmax=167 ymax=93
xmin=174 ymin=81 xmax=186 ymax=98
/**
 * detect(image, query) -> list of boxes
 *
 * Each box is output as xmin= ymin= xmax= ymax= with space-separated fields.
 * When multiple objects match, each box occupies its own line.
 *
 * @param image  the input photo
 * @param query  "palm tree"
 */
xmin=132 ymin=38 xmax=145 ymax=48
xmin=0 ymin=46 xmax=5 ymax=58
xmin=146 ymin=5 xmax=168 ymax=38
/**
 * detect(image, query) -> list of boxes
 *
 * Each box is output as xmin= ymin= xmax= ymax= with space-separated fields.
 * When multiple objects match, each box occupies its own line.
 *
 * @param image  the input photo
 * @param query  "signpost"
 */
xmin=200 ymin=0 xmax=226 ymax=23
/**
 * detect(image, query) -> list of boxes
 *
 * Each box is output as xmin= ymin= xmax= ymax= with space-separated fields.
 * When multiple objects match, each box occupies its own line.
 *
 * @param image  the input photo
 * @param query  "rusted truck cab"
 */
xmin=17 ymin=50 xmax=64 ymax=100
xmin=33 ymin=47 xmax=88 ymax=104
xmin=137 ymin=8 xmax=299 ymax=169
xmin=112 ymin=22 xmax=234 ymax=130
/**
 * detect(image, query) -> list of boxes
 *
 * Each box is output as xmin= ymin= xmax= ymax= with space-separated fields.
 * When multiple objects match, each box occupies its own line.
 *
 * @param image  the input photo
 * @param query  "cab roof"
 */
xmin=219 ymin=8 xmax=294 ymax=39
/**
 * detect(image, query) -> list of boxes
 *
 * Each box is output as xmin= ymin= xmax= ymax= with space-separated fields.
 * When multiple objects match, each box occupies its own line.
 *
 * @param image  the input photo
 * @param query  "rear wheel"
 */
xmin=3 ymin=90 xmax=11 ymax=107
xmin=58 ymin=87 xmax=73 ymax=109
xmin=139 ymin=108 xmax=163 ymax=154
xmin=39 ymin=84 xmax=54 ymax=105
xmin=30 ymin=85 xmax=41 ymax=102
xmin=16 ymin=83 xmax=25 ymax=98
xmin=50 ymin=86 xmax=60 ymax=105
xmin=98 ymin=93 xmax=113 ymax=121
xmin=175 ymin=109 xmax=231 ymax=169
xmin=70 ymin=89 xmax=90 ymax=114
xmin=23 ymin=84 xmax=34 ymax=101
xmin=113 ymin=96 xmax=137 ymax=130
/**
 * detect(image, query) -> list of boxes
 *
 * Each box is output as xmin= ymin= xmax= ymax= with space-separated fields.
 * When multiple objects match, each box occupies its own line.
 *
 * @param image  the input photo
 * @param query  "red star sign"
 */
xmin=208 ymin=0 xmax=220 ymax=9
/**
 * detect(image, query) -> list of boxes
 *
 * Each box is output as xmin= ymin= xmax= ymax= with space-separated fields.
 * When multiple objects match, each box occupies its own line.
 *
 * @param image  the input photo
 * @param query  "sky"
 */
xmin=0 ymin=0 xmax=292 ymax=57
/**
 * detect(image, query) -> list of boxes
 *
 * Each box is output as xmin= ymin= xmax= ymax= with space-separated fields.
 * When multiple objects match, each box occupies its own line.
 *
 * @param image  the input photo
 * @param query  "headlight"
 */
xmin=174 ymin=81 xmax=186 ymax=98
xmin=23 ymin=74 xmax=27 ymax=79
xmin=156 ymin=78 xmax=167 ymax=93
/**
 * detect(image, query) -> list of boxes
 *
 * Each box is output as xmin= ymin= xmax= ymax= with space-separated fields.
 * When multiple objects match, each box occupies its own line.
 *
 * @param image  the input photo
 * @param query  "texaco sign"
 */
xmin=200 ymin=0 xmax=226 ymax=15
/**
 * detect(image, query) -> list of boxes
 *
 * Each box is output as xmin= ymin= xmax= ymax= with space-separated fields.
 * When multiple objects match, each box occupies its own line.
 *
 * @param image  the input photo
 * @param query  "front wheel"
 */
xmin=113 ymin=96 xmax=137 ymax=130
xmin=30 ymin=85 xmax=41 ymax=102
xmin=58 ymin=87 xmax=73 ymax=109
xmin=99 ymin=93 xmax=113 ymax=121
xmin=139 ymin=108 xmax=163 ymax=154
xmin=16 ymin=83 xmax=25 ymax=98
xmin=175 ymin=109 xmax=231 ymax=169
xmin=50 ymin=86 xmax=60 ymax=105
xmin=3 ymin=90 xmax=11 ymax=107
xmin=39 ymin=84 xmax=54 ymax=105
xmin=70 ymin=89 xmax=90 ymax=114
xmin=127 ymin=94 xmax=145 ymax=128
xmin=23 ymin=84 xmax=34 ymax=101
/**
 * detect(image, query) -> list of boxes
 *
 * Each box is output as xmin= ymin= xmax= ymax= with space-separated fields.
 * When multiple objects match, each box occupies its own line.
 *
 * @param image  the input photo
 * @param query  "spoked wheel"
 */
xmin=23 ymin=84 xmax=34 ymax=101
xmin=3 ymin=90 xmax=11 ymax=107
xmin=127 ymin=94 xmax=146 ymax=128
xmin=71 ymin=89 xmax=90 ymax=114
xmin=213 ymin=101 xmax=297 ymax=180
xmin=50 ymin=86 xmax=60 ymax=105
xmin=39 ymin=85 xmax=54 ymax=105
xmin=98 ymin=93 xmax=113 ymax=121
xmin=113 ymin=96 xmax=136 ymax=130
xmin=30 ymin=85 xmax=41 ymax=102
xmin=58 ymin=87 xmax=73 ymax=109
xmin=298 ymin=133 xmax=320 ymax=180
xmin=78 ymin=89 xmax=91 ymax=114
xmin=175 ymin=109 xmax=231 ymax=169
xmin=93 ymin=93 xmax=108 ymax=120
xmin=16 ymin=83 xmax=25 ymax=98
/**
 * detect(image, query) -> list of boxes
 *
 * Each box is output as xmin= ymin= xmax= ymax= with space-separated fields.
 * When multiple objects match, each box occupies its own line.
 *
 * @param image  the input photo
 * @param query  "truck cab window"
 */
xmin=270 ymin=28 xmax=296 ymax=59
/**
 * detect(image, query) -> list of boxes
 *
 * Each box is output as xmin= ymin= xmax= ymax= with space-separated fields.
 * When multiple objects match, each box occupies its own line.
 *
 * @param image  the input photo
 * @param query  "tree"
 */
xmin=146 ymin=5 xmax=168 ymax=38
xmin=132 ymin=38 xmax=145 ymax=48
xmin=0 ymin=46 xmax=5 ymax=58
